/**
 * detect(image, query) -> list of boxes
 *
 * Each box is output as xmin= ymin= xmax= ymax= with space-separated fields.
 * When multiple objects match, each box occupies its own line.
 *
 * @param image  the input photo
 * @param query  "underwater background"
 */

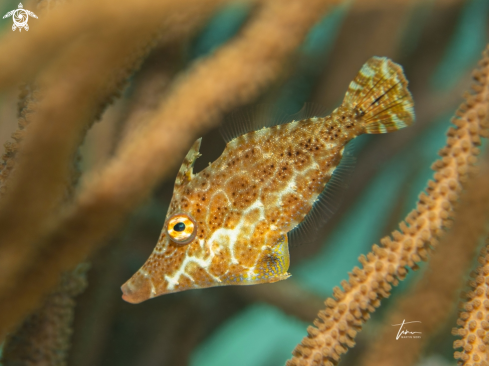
xmin=0 ymin=0 xmax=488 ymax=365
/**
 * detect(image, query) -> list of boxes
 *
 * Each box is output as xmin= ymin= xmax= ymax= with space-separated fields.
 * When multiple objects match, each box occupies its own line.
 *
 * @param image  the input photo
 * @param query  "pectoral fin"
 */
xmin=255 ymin=234 xmax=291 ymax=283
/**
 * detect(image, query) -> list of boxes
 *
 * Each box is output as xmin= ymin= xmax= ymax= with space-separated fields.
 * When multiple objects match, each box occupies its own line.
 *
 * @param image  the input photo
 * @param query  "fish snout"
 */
xmin=121 ymin=274 xmax=152 ymax=304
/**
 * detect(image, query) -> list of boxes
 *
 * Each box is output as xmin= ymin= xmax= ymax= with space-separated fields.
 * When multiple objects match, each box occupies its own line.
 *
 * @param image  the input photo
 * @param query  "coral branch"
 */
xmin=0 ymin=0 xmax=338 ymax=341
xmin=361 ymin=157 xmax=489 ymax=366
xmin=454 ymin=238 xmax=489 ymax=366
xmin=0 ymin=24 xmax=157 ymax=297
xmin=0 ymin=85 xmax=41 ymax=194
xmin=286 ymin=44 xmax=489 ymax=366
xmin=0 ymin=0 xmax=227 ymax=89
xmin=1 ymin=265 xmax=88 ymax=366
xmin=118 ymin=41 xmax=185 ymax=145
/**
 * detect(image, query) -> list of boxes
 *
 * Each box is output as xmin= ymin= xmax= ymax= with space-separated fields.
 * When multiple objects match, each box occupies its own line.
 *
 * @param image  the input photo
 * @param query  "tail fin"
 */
xmin=342 ymin=57 xmax=414 ymax=134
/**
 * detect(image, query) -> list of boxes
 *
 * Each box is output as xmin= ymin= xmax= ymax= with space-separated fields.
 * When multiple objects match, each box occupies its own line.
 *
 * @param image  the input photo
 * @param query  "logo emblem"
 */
xmin=3 ymin=3 xmax=38 ymax=32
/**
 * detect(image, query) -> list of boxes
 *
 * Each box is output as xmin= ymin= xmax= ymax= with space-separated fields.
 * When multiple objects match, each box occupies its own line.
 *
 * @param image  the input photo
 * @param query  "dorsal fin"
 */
xmin=219 ymin=103 xmax=331 ymax=143
xmin=287 ymin=141 xmax=356 ymax=247
xmin=174 ymin=138 xmax=202 ymax=190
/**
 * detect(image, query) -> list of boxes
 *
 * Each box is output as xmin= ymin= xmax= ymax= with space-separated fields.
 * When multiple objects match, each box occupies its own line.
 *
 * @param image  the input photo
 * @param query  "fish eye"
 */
xmin=166 ymin=213 xmax=197 ymax=245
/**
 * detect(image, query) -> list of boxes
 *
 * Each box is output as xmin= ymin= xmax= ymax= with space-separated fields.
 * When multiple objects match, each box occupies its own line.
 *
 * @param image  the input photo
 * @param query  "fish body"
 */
xmin=121 ymin=57 xmax=414 ymax=303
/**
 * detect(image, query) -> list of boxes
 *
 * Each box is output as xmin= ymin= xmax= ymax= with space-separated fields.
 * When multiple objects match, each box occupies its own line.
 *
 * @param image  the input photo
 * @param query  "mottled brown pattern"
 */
xmin=121 ymin=57 xmax=414 ymax=303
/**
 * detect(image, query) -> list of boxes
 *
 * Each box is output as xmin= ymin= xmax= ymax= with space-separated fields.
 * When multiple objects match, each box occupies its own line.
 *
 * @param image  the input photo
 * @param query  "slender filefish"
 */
xmin=121 ymin=57 xmax=414 ymax=303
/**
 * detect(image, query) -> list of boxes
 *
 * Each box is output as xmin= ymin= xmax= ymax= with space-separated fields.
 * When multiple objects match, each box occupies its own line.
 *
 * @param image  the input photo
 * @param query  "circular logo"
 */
xmin=12 ymin=9 xmax=28 ymax=28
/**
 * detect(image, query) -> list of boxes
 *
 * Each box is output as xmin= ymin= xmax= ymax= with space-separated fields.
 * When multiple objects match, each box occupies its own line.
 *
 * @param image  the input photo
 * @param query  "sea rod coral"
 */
xmin=361 ymin=154 xmax=489 ymax=366
xmin=454 ymin=237 xmax=489 ymax=366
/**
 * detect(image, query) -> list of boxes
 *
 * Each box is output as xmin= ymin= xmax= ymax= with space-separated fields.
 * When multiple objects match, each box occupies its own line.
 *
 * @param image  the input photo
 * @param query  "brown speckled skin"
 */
xmin=122 ymin=110 xmax=362 ymax=303
xmin=121 ymin=57 xmax=414 ymax=303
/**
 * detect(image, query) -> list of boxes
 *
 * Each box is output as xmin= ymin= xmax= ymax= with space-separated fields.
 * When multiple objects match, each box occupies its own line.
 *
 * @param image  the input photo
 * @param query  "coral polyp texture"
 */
xmin=1 ymin=267 xmax=88 ymax=366
xmin=453 ymin=239 xmax=489 ymax=366
xmin=287 ymin=46 xmax=489 ymax=366
xmin=361 ymin=159 xmax=489 ymax=366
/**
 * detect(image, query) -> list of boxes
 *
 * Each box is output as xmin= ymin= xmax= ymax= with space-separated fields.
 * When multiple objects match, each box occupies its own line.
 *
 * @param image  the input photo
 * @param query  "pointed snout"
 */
xmin=121 ymin=274 xmax=152 ymax=304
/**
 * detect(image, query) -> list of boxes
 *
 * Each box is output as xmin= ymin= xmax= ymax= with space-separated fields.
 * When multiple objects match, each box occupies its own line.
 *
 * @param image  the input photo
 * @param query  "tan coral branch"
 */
xmin=361 ymin=157 xmax=489 ymax=366
xmin=453 ymin=238 xmax=489 ymax=366
xmin=0 ymin=23 xmax=158 ymax=296
xmin=0 ymin=265 xmax=89 ymax=366
xmin=0 ymin=0 xmax=227 ymax=89
xmin=0 ymin=85 xmax=41 ymax=194
xmin=286 ymin=45 xmax=489 ymax=366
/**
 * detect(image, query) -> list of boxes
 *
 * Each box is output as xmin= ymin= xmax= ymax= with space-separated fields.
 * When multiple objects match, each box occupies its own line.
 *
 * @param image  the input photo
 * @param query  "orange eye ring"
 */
xmin=166 ymin=213 xmax=197 ymax=245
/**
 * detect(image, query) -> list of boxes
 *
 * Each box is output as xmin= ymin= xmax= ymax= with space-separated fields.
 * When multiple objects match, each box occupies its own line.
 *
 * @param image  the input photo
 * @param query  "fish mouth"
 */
xmin=121 ymin=274 xmax=152 ymax=304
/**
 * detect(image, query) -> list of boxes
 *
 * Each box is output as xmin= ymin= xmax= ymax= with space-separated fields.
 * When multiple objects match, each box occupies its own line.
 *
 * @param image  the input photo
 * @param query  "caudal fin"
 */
xmin=342 ymin=57 xmax=414 ymax=134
